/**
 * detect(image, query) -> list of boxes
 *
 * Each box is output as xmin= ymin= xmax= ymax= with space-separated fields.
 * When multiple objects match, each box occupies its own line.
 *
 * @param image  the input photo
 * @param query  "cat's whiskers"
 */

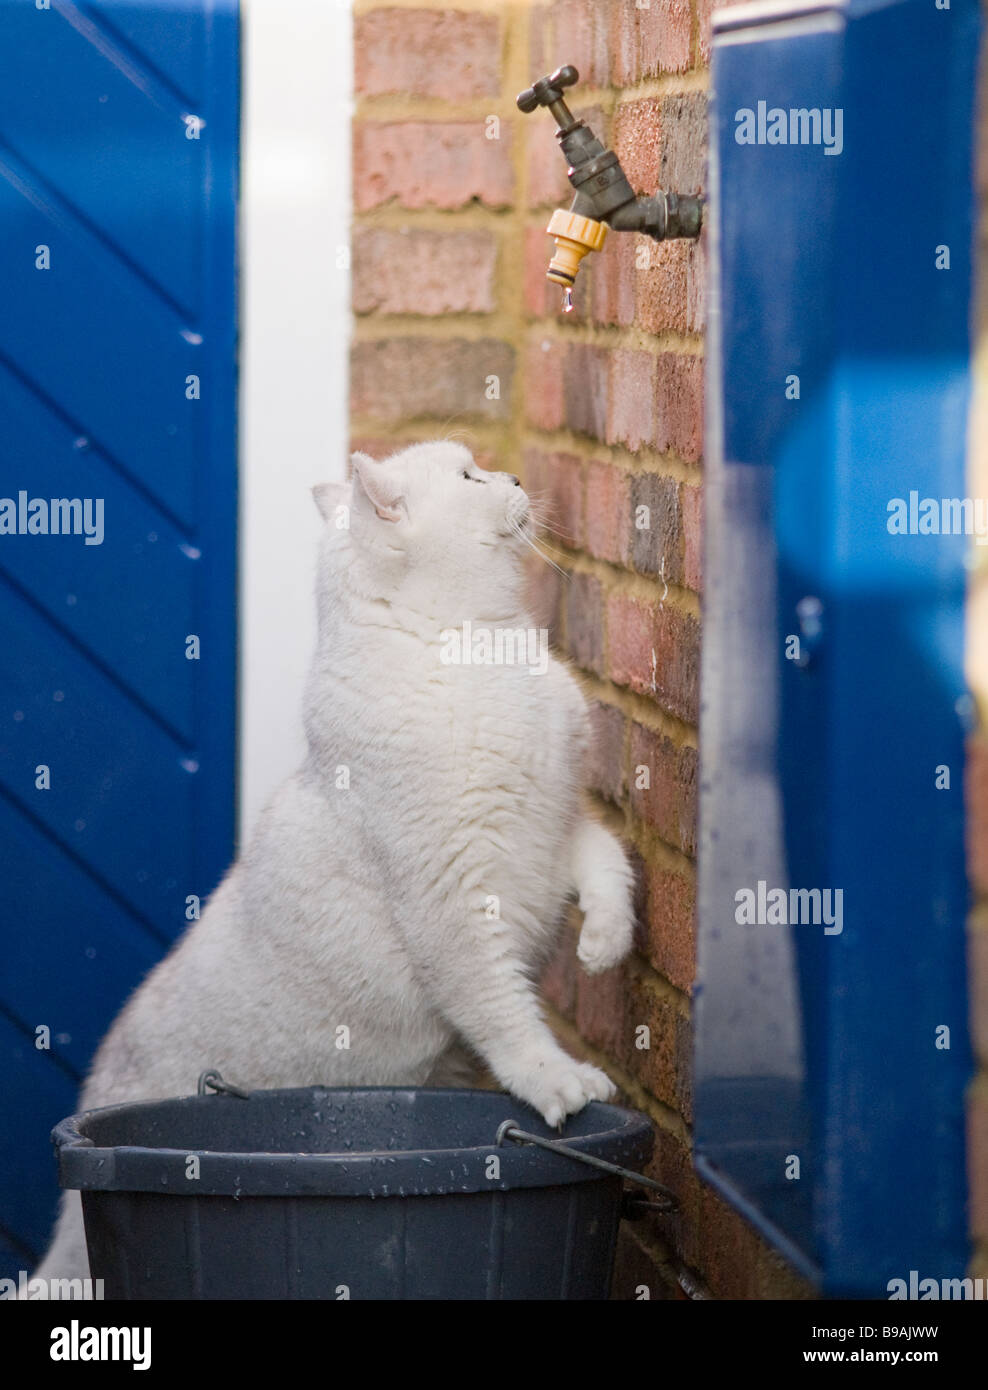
xmin=509 ymin=515 xmax=571 ymax=580
xmin=523 ymin=492 xmax=570 ymax=544
xmin=438 ymin=418 xmax=472 ymax=447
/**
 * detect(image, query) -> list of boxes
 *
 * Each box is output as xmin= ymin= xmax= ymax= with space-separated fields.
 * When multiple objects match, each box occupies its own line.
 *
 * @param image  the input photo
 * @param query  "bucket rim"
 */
xmin=53 ymin=1085 xmax=655 ymax=1199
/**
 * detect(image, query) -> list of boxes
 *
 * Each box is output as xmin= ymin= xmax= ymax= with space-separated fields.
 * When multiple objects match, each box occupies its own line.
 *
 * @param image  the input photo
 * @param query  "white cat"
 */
xmin=32 ymin=441 xmax=636 ymax=1283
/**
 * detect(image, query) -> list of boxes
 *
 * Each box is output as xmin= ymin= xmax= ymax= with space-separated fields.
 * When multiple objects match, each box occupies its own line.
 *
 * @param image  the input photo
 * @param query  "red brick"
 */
xmin=541 ymin=925 xmax=579 ymax=1019
xmin=675 ymin=1008 xmax=693 ymax=1120
xmin=629 ymin=721 xmax=698 ymax=857
xmin=967 ymin=736 xmax=988 ymax=897
xmin=697 ymin=0 xmax=716 ymax=66
xmin=573 ymin=957 xmax=637 ymax=1062
xmin=613 ymin=98 xmax=663 ymax=196
xmin=635 ymin=239 xmax=688 ymax=335
xmin=524 ymin=335 xmax=566 ymax=431
xmin=523 ymin=224 xmax=543 ymax=316
xmin=585 ymin=460 xmax=631 ymax=566
xmin=350 ymin=337 xmax=514 ymax=422
xmin=529 ymin=0 xmax=549 ymax=76
xmin=550 ymin=0 xmax=610 ymax=87
xmin=607 ymin=349 xmax=657 ymax=453
xmin=660 ymin=93 xmax=708 ymax=195
xmin=698 ymin=1184 xmax=771 ymax=1299
xmin=527 ymin=114 xmax=573 ymax=208
xmin=970 ymin=924 xmax=988 ymax=1066
xmin=587 ymin=700 xmax=627 ymax=805
xmin=590 ymin=231 xmax=636 ymax=328
xmin=636 ymin=238 xmax=705 ymax=335
xmin=610 ymin=0 xmax=692 ymax=83
xmin=564 ymin=343 xmax=609 ymax=441
xmin=655 ymin=353 xmax=703 ymax=463
xmin=690 ymin=224 xmax=708 ymax=332
xmin=575 ymin=962 xmax=689 ymax=1116
xmin=607 ymin=593 xmax=701 ymax=724
xmin=630 ymin=473 xmax=682 ymax=584
xmin=564 ymin=571 xmax=605 ymax=675
xmin=968 ymin=1081 xmax=988 ymax=1241
xmin=352 ymin=227 xmax=497 ymax=316
xmin=695 ymin=1173 xmax=815 ymax=1299
xmin=629 ymin=844 xmax=650 ymax=955
xmin=355 ymin=10 xmax=500 ymax=99
xmin=644 ymin=1122 xmax=703 ymax=1272
xmin=523 ymin=448 xmax=584 ymax=549
xmin=524 ymin=550 xmax=565 ymax=643
xmin=681 ymin=482 xmax=703 ymax=592
xmin=353 ymin=122 xmax=513 ymax=211
xmin=524 ymin=224 xmax=550 ymax=316
xmin=642 ymin=860 xmax=696 ymax=992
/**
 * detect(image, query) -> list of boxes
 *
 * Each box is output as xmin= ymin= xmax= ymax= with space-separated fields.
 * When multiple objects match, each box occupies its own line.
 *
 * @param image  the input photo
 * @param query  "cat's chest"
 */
xmin=336 ymin=630 xmax=588 ymax=802
xmin=423 ymin=659 xmax=585 ymax=794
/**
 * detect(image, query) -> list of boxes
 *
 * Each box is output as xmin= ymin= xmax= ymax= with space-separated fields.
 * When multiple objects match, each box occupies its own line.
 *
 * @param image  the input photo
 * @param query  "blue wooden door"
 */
xmin=0 ymin=0 xmax=239 ymax=1274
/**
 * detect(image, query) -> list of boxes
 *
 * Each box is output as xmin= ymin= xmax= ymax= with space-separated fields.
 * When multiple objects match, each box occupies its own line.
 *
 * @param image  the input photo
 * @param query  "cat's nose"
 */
xmin=506 ymin=474 xmax=521 ymax=486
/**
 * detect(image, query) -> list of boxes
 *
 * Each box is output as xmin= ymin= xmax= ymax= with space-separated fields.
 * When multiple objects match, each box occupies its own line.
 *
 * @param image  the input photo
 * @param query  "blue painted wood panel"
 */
xmin=0 ymin=0 xmax=239 ymax=1271
xmin=697 ymin=0 xmax=978 ymax=1295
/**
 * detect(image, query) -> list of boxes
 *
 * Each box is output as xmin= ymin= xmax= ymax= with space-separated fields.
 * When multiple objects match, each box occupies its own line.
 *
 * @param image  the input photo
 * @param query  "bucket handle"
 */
xmin=197 ymin=1068 xmax=249 ymax=1099
xmin=494 ymin=1120 xmax=679 ymax=1213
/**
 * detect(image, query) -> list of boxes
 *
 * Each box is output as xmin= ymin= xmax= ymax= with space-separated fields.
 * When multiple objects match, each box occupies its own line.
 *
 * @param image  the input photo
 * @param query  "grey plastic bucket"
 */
xmin=53 ymin=1085 xmax=655 ymax=1300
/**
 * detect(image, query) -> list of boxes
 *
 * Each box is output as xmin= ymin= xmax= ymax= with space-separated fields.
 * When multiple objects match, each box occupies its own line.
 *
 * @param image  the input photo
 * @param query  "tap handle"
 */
xmin=516 ymin=64 xmax=579 ymax=117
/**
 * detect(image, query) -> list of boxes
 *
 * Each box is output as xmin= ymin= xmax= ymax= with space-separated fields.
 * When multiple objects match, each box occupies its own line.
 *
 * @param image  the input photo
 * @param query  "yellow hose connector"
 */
xmin=545 ymin=208 xmax=608 ymax=287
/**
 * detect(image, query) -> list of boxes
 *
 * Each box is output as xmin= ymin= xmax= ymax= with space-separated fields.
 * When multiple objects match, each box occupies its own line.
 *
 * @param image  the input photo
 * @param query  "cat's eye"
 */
xmin=460 ymin=469 xmax=484 ymax=482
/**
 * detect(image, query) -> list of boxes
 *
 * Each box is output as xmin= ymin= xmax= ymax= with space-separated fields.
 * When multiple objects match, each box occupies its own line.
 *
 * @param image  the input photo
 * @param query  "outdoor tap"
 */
xmin=517 ymin=64 xmax=704 ymax=301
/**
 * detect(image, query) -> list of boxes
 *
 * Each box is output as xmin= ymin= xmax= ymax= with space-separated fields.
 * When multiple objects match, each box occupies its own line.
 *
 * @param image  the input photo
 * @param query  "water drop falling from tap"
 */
xmin=562 ymin=286 xmax=574 ymax=314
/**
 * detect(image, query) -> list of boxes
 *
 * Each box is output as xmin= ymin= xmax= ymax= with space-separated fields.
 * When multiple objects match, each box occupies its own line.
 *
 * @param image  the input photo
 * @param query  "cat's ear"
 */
xmin=350 ymin=451 xmax=404 ymax=523
xmin=311 ymin=482 xmax=346 ymax=522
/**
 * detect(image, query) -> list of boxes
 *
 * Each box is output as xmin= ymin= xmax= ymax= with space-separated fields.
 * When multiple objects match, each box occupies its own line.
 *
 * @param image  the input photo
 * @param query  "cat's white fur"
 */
xmin=32 ymin=442 xmax=636 ymax=1283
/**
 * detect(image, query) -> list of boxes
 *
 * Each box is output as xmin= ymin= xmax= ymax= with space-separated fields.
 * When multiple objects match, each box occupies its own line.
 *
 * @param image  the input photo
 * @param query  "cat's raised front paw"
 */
xmin=577 ymin=908 xmax=635 ymax=974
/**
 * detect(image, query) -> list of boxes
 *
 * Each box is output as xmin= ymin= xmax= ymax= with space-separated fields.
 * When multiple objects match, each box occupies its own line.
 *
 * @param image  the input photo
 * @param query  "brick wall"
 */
xmin=350 ymin=0 xmax=812 ymax=1300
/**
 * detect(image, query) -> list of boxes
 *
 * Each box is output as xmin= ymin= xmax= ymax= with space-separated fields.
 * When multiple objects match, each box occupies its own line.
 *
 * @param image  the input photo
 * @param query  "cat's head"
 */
xmin=313 ymin=441 xmax=534 ymax=620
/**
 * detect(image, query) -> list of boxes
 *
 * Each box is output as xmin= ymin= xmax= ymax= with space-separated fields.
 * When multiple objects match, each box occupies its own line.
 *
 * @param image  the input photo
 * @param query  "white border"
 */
xmin=238 ymin=0 xmax=353 ymax=843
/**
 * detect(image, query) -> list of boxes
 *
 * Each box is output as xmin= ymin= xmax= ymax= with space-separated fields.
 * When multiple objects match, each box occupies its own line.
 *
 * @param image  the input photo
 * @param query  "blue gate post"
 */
xmin=697 ymin=0 xmax=979 ymax=1295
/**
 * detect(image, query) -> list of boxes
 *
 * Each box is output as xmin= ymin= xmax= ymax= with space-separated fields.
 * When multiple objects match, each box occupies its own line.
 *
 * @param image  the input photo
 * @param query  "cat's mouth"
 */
xmin=505 ymin=492 xmax=532 ymax=534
